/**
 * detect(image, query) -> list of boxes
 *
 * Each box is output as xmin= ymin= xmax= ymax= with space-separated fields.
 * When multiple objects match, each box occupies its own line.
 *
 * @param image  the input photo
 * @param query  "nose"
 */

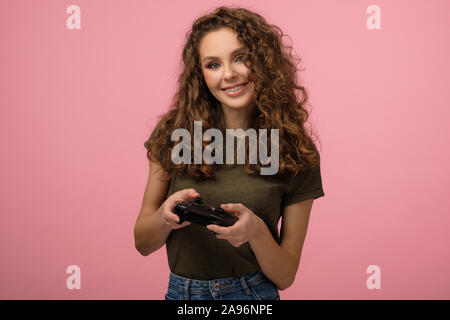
xmin=223 ymin=63 xmax=237 ymax=81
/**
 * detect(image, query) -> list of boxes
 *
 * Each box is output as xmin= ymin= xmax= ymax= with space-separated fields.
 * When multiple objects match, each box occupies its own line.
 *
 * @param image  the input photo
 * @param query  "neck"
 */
xmin=221 ymin=103 xmax=255 ymax=131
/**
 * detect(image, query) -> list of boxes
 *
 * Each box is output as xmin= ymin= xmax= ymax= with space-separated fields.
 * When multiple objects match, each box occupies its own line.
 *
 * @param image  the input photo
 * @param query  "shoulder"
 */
xmin=144 ymin=116 xmax=173 ymax=151
xmin=281 ymin=162 xmax=324 ymax=207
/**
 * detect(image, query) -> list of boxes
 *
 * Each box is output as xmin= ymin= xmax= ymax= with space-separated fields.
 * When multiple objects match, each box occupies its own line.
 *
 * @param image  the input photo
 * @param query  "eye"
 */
xmin=206 ymin=62 xmax=220 ymax=69
xmin=205 ymin=55 xmax=245 ymax=70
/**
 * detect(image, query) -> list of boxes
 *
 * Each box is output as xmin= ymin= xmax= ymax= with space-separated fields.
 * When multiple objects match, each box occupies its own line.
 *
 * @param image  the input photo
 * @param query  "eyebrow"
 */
xmin=202 ymin=47 xmax=246 ymax=63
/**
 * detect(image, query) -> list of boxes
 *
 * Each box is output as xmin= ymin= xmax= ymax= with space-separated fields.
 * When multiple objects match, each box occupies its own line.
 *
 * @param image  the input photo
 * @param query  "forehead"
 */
xmin=198 ymin=28 xmax=243 ymax=58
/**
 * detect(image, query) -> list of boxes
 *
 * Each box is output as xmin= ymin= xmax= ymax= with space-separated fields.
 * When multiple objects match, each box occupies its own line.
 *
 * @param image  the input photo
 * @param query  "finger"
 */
xmin=165 ymin=219 xmax=180 ymax=228
xmin=221 ymin=203 xmax=244 ymax=211
xmin=214 ymin=233 xmax=229 ymax=240
xmin=173 ymin=221 xmax=191 ymax=229
xmin=206 ymin=224 xmax=232 ymax=235
xmin=168 ymin=194 xmax=198 ymax=213
xmin=172 ymin=188 xmax=200 ymax=201
xmin=220 ymin=203 xmax=244 ymax=217
xmin=166 ymin=219 xmax=189 ymax=227
xmin=164 ymin=209 xmax=182 ymax=223
xmin=169 ymin=198 xmax=185 ymax=213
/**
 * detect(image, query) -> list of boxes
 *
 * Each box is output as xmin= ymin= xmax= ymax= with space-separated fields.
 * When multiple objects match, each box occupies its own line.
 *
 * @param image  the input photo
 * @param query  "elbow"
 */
xmin=274 ymin=268 xmax=297 ymax=291
xmin=134 ymin=237 xmax=161 ymax=256
xmin=136 ymin=246 xmax=150 ymax=257
xmin=134 ymin=237 xmax=151 ymax=256
xmin=135 ymin=243 xmax=147 ymax=256
xmin=135 ymin=240 xmax=154 ymax=256
xmin=277 ymin=284 xmax=290 ymax=291
xmin=276 ymin=277 xmax=295 ymax=291
xmin=134 ymin=227 xmax=152 ymax=256
xmin=276 ymin=257 xmax=301 ymax=290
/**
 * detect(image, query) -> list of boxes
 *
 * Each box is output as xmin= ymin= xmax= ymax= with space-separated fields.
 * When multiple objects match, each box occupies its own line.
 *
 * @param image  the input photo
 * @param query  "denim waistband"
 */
xmin=168 ymin=271 xmax=268 ymax=297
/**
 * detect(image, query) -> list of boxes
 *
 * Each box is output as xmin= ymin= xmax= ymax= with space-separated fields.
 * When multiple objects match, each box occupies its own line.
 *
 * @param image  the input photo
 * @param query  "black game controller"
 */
xmin=172 ymin=198 xmax=238 ymax=227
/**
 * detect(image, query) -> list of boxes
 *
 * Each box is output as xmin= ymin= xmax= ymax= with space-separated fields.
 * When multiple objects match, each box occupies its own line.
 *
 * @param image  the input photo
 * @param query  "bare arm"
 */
xmin=249 ymin=199 xmax=314 ymax=290
xmin=207 ymin=199 xmax=314 ymax=290
xmin=133 ymin=160 xmax=199 ymax=256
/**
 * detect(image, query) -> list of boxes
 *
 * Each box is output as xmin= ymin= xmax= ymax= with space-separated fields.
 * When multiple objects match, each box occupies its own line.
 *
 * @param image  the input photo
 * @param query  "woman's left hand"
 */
xmin=206 ymin=203 xmax=264 ymax=247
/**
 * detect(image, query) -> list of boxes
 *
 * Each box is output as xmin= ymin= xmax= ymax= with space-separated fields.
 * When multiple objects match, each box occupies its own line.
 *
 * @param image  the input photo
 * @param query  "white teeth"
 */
xmin=225 ymin=84 xmax=245 ymax=92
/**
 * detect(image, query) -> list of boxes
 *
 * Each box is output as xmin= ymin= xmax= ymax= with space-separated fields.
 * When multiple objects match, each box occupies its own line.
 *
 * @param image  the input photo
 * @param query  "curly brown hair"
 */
xmin=145 ymin=6 xmax=322 ymax=181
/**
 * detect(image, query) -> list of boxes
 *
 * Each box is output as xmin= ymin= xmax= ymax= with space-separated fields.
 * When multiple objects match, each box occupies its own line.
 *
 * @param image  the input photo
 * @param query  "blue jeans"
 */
xmin=164 ymin=271 xmax=280 ymax=300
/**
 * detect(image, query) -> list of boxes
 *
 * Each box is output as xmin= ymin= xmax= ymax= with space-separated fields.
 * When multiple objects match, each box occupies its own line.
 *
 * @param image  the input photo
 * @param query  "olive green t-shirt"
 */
xmin=144 ymin=133 xmax=325 ymax=280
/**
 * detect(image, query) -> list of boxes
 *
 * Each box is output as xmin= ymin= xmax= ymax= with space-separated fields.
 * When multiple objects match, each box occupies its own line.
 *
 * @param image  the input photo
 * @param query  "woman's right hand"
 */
xmin=160 ymin=188 xmax=200 ymax=230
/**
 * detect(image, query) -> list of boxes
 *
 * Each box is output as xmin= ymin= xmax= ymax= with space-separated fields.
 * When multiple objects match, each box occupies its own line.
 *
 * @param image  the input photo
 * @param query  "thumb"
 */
xmin=220 ymin=203 xmax=243 ymax=217
xmin=176 ymin=188 xmax=200 ymax=201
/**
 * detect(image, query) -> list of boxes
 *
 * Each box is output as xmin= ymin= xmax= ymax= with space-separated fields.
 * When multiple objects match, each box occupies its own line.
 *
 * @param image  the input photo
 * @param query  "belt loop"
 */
xmin=240 ymin=275 xmax=251 ymax=296
xmin=184 ymin=278 xmax=190 ymax=300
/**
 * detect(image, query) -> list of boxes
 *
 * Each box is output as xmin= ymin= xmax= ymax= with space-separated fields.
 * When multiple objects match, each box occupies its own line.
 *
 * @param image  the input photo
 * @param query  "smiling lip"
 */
xmin=222 ymin=82 xmax=249 ymax=97
xmin=222 ymin=82 xmax=248 ymax=90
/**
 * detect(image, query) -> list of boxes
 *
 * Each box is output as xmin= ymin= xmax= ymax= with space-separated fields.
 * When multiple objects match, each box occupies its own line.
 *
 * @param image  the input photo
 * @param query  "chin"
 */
xmin=219 ymin=89 xmax=254 ymax=109
xmin=224 ymin=102 xmax=252 ymax=110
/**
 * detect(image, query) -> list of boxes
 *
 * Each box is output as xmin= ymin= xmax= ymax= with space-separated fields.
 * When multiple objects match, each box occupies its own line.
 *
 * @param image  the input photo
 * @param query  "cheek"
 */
xmin=234 ymin=63 xmax=251 ymax=77
xmin=245 ymin=82 xmax=255 ymax=97
xmin=202 ymin=72 xmax=221 ymax=89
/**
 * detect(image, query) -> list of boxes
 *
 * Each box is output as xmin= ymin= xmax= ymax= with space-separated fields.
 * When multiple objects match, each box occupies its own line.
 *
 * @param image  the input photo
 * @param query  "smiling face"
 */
xmin=198 ymin=27 xmax=255 ymax=113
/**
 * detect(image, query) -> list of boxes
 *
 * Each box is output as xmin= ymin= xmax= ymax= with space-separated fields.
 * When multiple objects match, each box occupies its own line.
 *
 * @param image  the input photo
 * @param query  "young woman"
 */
xmin=134 ymin=6 xmax=325 ymax=300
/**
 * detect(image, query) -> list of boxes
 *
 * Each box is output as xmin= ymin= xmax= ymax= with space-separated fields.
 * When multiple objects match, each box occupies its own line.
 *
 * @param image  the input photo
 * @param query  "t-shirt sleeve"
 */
xmin=283 ymin=162 xmax=325 ymax=207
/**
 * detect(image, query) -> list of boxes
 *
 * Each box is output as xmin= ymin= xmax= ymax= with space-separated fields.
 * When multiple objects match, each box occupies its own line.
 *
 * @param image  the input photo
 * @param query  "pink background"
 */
xmin=1 ymin=0 xmax=449 ymax=299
